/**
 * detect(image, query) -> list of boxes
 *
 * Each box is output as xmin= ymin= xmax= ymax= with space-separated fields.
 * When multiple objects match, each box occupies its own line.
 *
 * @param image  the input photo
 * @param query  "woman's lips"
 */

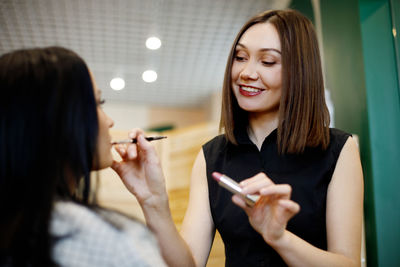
xmin=238 ymin=85 xmax=264 ymax=96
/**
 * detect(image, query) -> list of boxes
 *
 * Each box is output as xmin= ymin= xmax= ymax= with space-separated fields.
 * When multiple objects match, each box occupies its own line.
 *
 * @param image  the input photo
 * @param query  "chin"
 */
xmin=238 ymin=102 xmax=264 ymax=112
xmin=92 ymin=156 xmax=113 ymax=171
xmin=238 ymin=100 xmax=279 ymax=113
xmin=101 ymin=158 xmax=114 ymax=170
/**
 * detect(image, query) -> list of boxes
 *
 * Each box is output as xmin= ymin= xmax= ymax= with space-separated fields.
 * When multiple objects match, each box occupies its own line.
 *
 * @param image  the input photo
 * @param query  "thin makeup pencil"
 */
xmin=111 ymin=136 xmax=167 ymax=145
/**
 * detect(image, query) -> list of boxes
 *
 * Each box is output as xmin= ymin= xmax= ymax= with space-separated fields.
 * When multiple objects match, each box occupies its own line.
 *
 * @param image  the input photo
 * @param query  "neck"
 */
xmin=248 ymin=110 xmax=279 ymax=149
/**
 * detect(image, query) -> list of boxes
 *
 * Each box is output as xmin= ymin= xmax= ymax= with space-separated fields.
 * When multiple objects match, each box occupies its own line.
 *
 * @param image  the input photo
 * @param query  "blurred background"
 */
xmin=1 ymin=0 xmax=399 ymax=266
xmin=0 ymin=0 xmax=290 ymax=131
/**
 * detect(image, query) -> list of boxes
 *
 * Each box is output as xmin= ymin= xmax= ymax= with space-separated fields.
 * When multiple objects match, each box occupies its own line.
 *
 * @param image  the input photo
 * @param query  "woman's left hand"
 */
xmin=111 ymin=129 xmax=168 ymax=209
xmin=232 ymin=172 xmax=300 ymax=245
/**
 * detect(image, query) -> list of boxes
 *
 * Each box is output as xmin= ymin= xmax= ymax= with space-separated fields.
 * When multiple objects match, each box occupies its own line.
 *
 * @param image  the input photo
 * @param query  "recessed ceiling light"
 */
xmin=110 ymin=77 xmax=125 ymax=90
xmin=142 ymin=70 xmax=157 ymax=83
xmin=146 ymin=36 xmax=162 ymax=50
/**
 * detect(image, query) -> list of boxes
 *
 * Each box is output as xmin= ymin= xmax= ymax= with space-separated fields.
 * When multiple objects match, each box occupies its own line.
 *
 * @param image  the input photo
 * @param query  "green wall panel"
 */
xmin=359 ymin=0 xmax=400 ymax=265
xmin=290 ymin=0 xmax=315 ymax=23
xmin=289 ymin=1 xmax=400 ymax=265
xmin=390 ymin=0 xmax=400 ymax=99
xmin=318 ymin=0 xmax=378 ymax=265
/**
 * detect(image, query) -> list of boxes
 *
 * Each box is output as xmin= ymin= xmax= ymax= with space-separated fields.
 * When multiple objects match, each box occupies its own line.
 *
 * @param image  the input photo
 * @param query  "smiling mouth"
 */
xmin=239 ymin=85 xmax=265 ymax=96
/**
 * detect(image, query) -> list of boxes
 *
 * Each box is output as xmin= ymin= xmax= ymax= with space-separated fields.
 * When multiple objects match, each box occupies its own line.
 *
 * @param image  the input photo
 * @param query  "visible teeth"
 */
xmin=241 ymin=86 xmax=261 ymax=92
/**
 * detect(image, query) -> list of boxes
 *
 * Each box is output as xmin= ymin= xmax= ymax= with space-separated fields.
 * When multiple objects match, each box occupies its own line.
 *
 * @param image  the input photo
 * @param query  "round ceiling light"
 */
xmin=110 ymin=77 xmax=125 ymax=91
xmin=142 ymin=70 xmax=157 ymax=83
xmin=146 ymin=36 xmax=162 ymax=50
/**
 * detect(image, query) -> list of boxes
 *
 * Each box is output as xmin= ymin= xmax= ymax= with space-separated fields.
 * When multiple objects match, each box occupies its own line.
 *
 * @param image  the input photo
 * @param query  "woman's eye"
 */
xmin=262 ymin=61 xmax=275 ymax=66
xmin=99 ymin=99 xmax=106 ymax=105
xmin=234 ymin=56 xmax=246 ymax=61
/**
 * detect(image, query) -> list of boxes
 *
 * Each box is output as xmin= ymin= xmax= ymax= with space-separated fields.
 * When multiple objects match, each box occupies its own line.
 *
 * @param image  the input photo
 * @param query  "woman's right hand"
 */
xmin=111 ymin=128 xmax=168 ymax=209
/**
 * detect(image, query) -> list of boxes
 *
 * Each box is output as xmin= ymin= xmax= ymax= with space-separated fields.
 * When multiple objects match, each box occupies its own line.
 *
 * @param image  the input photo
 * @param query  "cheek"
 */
xmin=272 ymin=77 xmax=282 ymax=89
xmin=262 ymin=69 xmax=282 ymax=89
xmin=231 ymin=62 xmax=241 ymax=81
xmin=94 ymin=139 xmax=113 ymax=170
xmin=98 ymin=111 xmax=110 ymax=135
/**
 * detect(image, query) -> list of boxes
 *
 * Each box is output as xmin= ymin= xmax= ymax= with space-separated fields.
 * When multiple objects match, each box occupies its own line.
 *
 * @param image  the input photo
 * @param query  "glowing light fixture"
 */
xmin=110 ymin=77 xmax=125 ymax=91
xmin=142 ymin=70 xmax=157 ymax=83
xmin=146 ymin=37 xmax=162 ymax=50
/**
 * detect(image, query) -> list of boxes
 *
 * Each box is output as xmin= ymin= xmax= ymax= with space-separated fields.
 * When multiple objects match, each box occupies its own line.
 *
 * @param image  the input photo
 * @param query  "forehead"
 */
xmin=237 ymin=22 xmax=281 ymax=51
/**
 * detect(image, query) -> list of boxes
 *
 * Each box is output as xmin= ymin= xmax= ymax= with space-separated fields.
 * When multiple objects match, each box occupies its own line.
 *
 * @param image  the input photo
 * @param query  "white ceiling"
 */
xmin=0 ymin=0 xmax=291 ymax=107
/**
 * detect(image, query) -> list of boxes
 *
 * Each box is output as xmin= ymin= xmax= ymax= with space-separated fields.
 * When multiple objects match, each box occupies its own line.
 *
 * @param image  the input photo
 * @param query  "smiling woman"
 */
xmin=201 ymin=9 xmax=363 ymax=266
xmin=222 ymin=10 xmax=329 ymax=153
xmin=107 ymin=9 xmax=363 ymax=267
xmin=231 ymin=22 xmax=282 ymax=115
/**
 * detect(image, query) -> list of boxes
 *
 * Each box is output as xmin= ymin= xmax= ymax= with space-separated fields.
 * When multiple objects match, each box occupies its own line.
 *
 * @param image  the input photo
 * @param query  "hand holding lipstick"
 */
xmin=229 ymin=172 xmax=300 ymax=245
xmin=212 ymin=172 xmax=259 ymax=206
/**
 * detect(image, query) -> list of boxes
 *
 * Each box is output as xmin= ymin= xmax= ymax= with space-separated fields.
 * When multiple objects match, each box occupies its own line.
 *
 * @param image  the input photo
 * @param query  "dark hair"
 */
xmin=220 ymin=9 xmax=330 ymax=154
xmin=0 ymin=47 xmax=98 ymax=266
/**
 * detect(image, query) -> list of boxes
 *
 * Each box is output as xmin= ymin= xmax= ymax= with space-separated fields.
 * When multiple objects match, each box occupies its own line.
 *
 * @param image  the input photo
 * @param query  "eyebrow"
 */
xmin=236 ymin=43 xmax=281 ymax=54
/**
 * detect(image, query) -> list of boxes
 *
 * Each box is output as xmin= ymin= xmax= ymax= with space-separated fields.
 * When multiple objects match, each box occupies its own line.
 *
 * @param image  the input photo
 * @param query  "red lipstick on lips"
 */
xmin=238 ymin=85 xmax=264 ymax=97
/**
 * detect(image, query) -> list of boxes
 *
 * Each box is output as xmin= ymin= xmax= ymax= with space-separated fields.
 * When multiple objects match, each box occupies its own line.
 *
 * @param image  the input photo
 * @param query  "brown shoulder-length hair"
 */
xmin=220 ymin=9 xmax=330 ymax=154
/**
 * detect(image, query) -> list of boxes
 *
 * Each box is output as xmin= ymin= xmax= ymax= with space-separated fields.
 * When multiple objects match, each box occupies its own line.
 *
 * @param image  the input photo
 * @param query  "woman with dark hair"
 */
xmin=114 ymin=9 xmax=364 ymax=266
xmin=0 ymin=47 xmax=166 ymax=266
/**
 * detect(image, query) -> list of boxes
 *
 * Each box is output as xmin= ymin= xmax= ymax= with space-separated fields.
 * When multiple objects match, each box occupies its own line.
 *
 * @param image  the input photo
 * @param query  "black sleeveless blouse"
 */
xmin=203 ymin=128 xmax=350 ymax=266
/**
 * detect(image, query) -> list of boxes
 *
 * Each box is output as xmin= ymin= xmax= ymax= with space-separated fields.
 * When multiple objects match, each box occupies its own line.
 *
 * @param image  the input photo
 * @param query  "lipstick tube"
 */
xmin=212 ymin=172 xmax=259 ymax=207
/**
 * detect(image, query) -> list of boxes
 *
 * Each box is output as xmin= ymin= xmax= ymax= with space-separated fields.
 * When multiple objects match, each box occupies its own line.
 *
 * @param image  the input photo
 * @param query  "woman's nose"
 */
xmin=240 ymin=62 xmax=259 ymax=80
xmin=107 ymin=114 xmax=114 ymax=128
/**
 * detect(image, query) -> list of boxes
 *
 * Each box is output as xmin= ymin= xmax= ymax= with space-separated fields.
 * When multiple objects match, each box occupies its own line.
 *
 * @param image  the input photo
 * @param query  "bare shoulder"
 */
xmin=192 ymin=148 xmax=206 ymax=174
xmin=343 ymin=135 xmax=360 ymax=152
xmin=336 ymin=136 xmax=362 ymax=169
